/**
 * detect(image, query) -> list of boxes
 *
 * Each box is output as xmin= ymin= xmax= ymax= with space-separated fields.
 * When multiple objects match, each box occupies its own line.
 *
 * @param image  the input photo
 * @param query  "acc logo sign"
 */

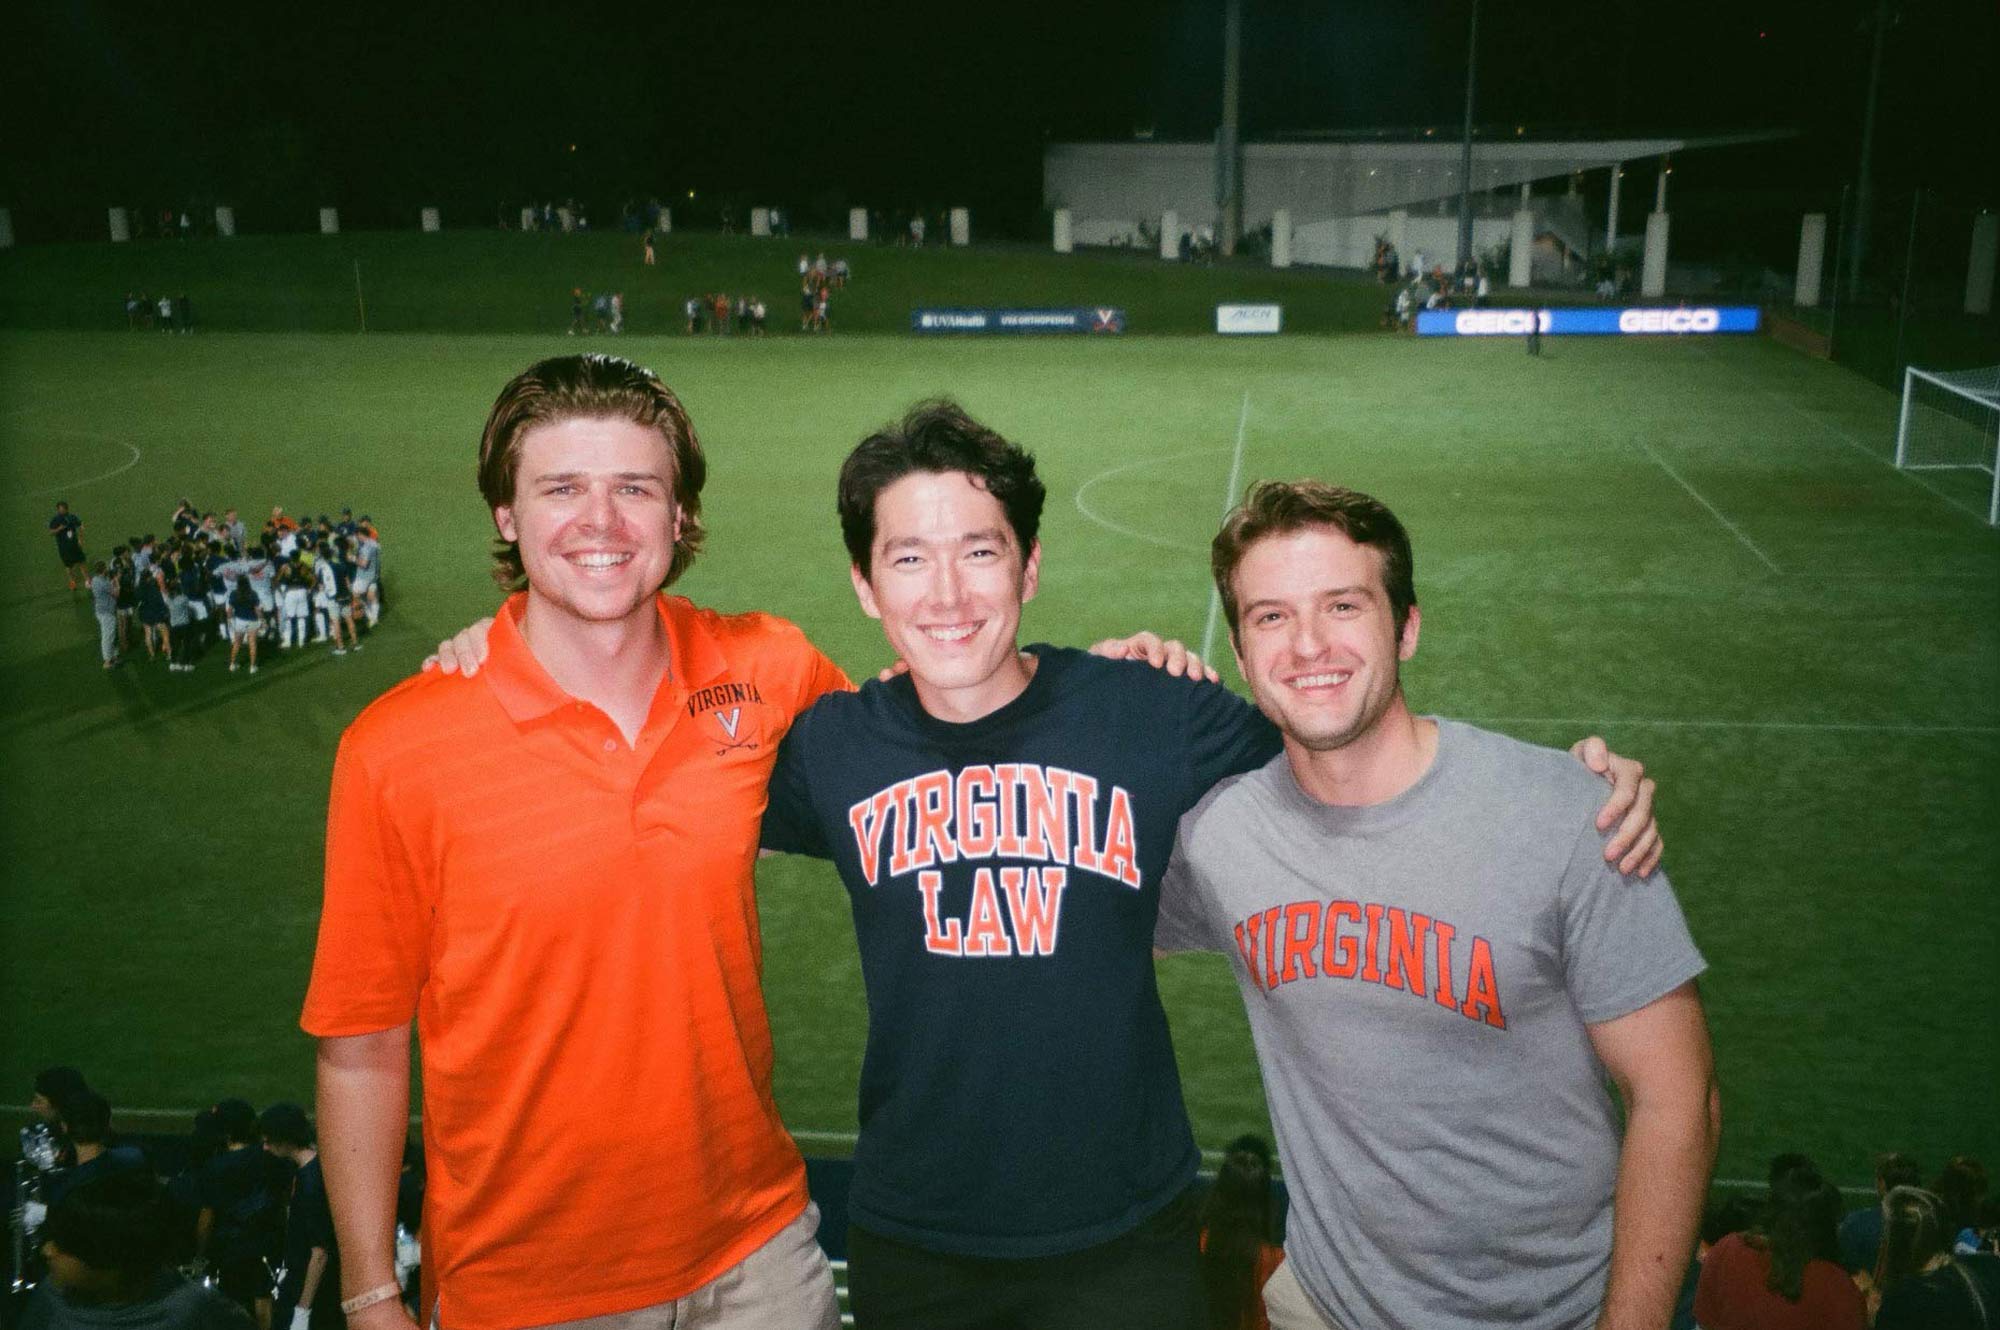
xmin=1453 ymin=310 xmax=1548 ymax=336
xmin=1619 ymin=308 xmax=1720 ymax=334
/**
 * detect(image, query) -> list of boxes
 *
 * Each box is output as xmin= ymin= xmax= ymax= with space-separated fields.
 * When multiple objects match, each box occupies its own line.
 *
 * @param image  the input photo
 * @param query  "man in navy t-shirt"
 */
xmin=758 ymin=403 xmax=1660 ymax=1330
xmin=49 ymin=501 xmax=88 ymax=593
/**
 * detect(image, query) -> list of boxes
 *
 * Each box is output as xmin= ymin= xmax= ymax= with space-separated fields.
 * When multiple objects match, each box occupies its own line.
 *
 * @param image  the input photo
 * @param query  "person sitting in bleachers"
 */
xmin=21 ymin=1171 xmax=251 ymax=1330
xmin=1839 ymin=1150 xmax=1922 ymax=1276
xmin=1693 ymin=1160 xmax=1865 ymax=1330
xmin=1872 ymin=1184 xmax=2000 ymax=1329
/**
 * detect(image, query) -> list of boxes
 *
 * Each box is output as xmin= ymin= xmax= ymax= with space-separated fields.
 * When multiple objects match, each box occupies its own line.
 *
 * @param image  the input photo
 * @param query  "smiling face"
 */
xmin=1230 ymin=524 xmax=1420 ymax=754
xmin=851 ymin=469 xmax=1041 ymax=722
xmin=492 ymin=416 xmax=680 ymax=633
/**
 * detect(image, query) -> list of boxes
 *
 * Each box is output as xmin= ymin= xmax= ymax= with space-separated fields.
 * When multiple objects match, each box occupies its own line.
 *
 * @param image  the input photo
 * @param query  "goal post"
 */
xmin=1895 ymin=365 xmax=2000 ymax=525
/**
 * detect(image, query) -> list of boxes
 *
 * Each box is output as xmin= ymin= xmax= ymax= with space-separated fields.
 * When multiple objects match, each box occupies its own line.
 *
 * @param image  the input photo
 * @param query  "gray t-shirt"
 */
xmin=1157 ymin=718 xmax=1706 ymax=1330
xmin=90 ymin=573 xmax=117 ymax=616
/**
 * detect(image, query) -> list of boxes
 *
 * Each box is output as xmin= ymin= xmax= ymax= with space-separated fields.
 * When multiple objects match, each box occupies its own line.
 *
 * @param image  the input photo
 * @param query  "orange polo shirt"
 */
xmin=302 ymin=593 xmax=850 ymax=1329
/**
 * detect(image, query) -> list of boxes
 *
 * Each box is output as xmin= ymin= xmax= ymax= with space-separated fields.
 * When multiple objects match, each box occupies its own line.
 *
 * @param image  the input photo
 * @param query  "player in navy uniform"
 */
xmin=756 ymin=402 xmax=1664 ymax=1330
xmin=49 ymin=501 xmax=88 ymax=593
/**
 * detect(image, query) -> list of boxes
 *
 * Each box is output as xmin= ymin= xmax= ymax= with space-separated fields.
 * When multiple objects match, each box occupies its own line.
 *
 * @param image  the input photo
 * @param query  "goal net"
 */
xmin=1895 ymin=366 xmax=2000 ymax=524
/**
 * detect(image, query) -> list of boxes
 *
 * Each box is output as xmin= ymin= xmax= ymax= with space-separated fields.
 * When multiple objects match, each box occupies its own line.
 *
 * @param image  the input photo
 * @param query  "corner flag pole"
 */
xmin=353 ymin=259 xmax=368 ymax=333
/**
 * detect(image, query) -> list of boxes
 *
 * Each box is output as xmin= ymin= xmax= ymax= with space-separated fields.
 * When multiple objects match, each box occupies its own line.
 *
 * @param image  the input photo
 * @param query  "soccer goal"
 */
xmin=1895 ymin=365 xmax=2000 ymax=524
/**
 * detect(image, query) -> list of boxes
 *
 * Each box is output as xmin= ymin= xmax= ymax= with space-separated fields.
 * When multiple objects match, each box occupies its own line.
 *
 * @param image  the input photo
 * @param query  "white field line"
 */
xmin=1199 ymin=390 xmax=1253 ymax=663
xmin=1699 ymin=343 xmax=1994 ymax=526
xmin=1468 ymin=716 xmax=2000 ymax=736
xmin=1072 ymin=448 xmax=1227 ymax=553
xmin=1633 ymin=438 xmax=1782 ymax=574
xmin=25 ymin=435 xmax=145 ymax=497
xmin=13 ymin=1107 xmax=1868 ymax=1193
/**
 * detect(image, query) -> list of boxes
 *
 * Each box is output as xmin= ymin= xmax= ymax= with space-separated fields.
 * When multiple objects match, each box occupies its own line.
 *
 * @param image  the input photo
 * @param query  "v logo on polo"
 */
xmin=715 ymin=707 xmax=741 ymax=739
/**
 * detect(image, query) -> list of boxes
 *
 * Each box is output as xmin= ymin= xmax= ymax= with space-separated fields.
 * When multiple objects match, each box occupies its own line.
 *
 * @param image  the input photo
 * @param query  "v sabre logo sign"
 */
xmin=715 ymin=707 xmax=741 ymax=739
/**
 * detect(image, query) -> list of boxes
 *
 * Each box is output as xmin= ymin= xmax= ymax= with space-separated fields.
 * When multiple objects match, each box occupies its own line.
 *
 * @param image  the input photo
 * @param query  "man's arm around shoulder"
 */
xmin=1588 ymin=981 xmax=1721 ymax=1330
xmin=317 ymin=1026 xmax=421 ymax=1330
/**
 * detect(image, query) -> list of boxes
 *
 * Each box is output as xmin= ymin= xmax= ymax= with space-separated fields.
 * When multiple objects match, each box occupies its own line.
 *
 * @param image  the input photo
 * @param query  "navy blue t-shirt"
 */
xmin=761 ymin=645 xmax=1279 ymax=1258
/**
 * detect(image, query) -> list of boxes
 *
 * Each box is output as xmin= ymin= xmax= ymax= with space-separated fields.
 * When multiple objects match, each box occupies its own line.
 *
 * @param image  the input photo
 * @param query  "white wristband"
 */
xmin=339 ymin=1282 xmax=403 ymax=1315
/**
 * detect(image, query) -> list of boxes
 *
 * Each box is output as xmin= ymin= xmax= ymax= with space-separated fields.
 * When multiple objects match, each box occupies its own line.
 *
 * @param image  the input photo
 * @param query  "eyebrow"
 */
xmin=879 ymin=527 xmax=1014 ymax=552
xmin=1241 ymin=585 xmax=1377 ymax=612
xmin=529 ymin=470 xmax=669 ymax=484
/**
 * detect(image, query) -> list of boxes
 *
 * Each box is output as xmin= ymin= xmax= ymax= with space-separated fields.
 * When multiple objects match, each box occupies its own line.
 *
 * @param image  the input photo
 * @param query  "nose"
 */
xmin=925 ymin=558 xmax=964 ymax=609
xmin=579 ymin=483 xmax=617 ymax=532
xmin=1291 ymin=611 xmax=1330 ymax=660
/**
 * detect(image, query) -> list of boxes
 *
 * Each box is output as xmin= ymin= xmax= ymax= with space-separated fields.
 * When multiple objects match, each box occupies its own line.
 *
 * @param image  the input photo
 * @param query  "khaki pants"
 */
xmin=446 ymin=1203 xmax=840 ymax=1330
xmin=1263 ymin=1255 xmax=1346 ymax=1330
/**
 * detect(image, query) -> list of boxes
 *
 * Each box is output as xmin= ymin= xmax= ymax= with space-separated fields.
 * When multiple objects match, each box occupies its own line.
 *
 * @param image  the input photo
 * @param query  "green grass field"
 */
xmin=2 ymin=319 xmax=1996 ymax=1194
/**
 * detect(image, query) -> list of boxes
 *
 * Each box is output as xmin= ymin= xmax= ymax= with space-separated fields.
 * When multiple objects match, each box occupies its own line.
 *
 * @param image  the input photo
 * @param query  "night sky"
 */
xmin=5 ymin=0 xmax=1995 ymax=240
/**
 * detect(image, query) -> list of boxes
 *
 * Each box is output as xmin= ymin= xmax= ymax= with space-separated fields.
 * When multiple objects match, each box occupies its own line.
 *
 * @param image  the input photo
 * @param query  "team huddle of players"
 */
xmin=67 ymin=500 xmax=383 ymax=674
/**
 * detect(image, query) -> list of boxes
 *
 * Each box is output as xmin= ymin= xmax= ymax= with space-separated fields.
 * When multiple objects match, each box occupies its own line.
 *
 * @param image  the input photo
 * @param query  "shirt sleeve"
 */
xmin=1180 ymin=678 xmax=1282 ymax=807
xmin=299 ymin=733 xmax=433 ymax=1036
xmin=759 ymin=718 xmax=832 ymax=858
xmin=1558 ymin=817 xmax=1706 ymax=1027
xmin=1154 ymin=822 xmax=1223 ymax=954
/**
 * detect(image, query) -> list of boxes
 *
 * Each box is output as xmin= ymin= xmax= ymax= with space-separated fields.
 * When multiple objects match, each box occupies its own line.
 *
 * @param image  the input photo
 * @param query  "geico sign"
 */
xmin=1618 ymin=308 xmax=1720 ymax=333
xmin=1453 ymin=310 xmax=1544 ymax=335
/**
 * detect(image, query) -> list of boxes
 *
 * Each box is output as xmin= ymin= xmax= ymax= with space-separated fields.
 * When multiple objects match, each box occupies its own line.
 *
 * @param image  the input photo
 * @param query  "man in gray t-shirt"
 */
xmin=1157 ymin=481 xmax=1718 ymax=1330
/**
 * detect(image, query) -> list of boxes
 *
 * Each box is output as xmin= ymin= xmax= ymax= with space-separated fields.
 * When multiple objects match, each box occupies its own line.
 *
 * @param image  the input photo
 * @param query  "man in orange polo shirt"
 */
xmin=302 ymin=354 xmax=847 ymax=1330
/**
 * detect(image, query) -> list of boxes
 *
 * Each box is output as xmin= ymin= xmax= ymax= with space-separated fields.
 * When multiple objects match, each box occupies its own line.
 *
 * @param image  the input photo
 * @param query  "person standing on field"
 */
xmin=49 ymin=501 xmax=88 ymax=594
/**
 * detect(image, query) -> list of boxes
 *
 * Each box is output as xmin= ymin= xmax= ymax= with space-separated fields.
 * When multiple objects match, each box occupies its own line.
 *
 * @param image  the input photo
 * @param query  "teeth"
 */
xmin=1292 ymin=672 xmax=1350 ymax=688
xmin=570 ymin=553 xmax=632 ymax=569
xmin=924 ymin=624 xmax=978 ymax=642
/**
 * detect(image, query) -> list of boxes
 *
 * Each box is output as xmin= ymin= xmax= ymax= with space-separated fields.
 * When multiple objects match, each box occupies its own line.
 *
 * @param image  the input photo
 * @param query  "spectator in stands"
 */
xmin=44 ymin=1091 xmax=148 ymax=1209
xmin=1671 ymin=1193 xmax=1763 ymax=1330
xmin=1935 ymin=1157 xmax=1992 ymax=1255
xmin=1198 ymin=1135 xmax=1283 ymax=1330
xmin=195 ymin=1099 xmax=278 ymax=1323
xmin=261 ymin=1104 xmax=342 ymax=1330
xmin=1692 ymin=1161 xmax=1865 ymax=1330
xmin=1873 ymin=1184 xmax=2000 ymax=1328
xmin=1839 ymin=1150 xmax=1922 ymax=1275
xmin=23 ymin=1171 xmax=251 ymax=1330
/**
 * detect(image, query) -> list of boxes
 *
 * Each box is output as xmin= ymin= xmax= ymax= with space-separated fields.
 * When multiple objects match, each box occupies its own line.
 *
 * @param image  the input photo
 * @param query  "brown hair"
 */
xmin=476 ymin=354 xmax=706 ymax=590
xmin=1210 ymin=480 xmax=1416 ymax=644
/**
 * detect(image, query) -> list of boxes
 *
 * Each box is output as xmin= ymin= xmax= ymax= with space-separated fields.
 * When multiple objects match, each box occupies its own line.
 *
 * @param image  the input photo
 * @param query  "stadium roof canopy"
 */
xmin=1044 ymin=130 xmax=1794 ymax=223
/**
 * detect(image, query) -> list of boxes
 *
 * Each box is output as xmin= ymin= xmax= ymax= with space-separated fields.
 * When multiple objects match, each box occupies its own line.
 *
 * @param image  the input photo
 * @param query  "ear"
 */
xmin=1397 ymin=604 xmax=1422 ymax=662
xmin=494 ymin=505 xmax=517 ymax=544
xmin=1020 ymin=541 xmax=1042 ymax=605
xmin=849 ymin=562 xmax=883 ymax=621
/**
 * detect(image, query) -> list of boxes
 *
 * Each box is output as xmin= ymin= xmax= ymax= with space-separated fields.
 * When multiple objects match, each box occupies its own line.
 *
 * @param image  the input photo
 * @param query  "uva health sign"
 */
xmin=1415 ymin=306 xmax=1761 ymax=337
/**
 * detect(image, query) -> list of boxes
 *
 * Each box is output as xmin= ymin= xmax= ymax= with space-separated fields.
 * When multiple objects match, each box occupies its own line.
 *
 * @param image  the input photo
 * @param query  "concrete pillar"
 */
xmin=215 ymin=206 xmax=235 ymax=237
xmin=557 ymin=207 xmax=574 ymax=233
xmin=1795 ymin=214 xmax=1828 ymax=308
xmin=1052 ymin=208 xmax=1073 ymax=254
xmin=421 ymin=207 xmax=441 ymax=233
xmin=319 ymin=207 xmax=340 ymax=235
xmin=109 ymin=207 xmax=131 ymax=243
xmin=1567 ymin=171 xmax=1579 ymax=198
xmin=0 ymin=208 xmax=12 ymax=249
xmin=1271 ymin=209 xmax=1292 ymax=268
xmin=1160 ymin=210 xmax=1179 ymax=260
xmin=750 ymin=207 xmax=771 ymax=236
xmin=1508 ymin=208 xmax=1534 ymax=288
xmin=1967 ymin=212 xmax=1998 ymax=315
xmin=1605 ymin=165 xmax=1623 ymax=246
xmin=656 ymin=207 xmax=671 ymax=235
xmin=950 ymin=207 xmax=970 ymax=247
xmin=520 ymin=206 xmax=536 ymax=230
xmin=1642 ymin=211 xmax=1670 ymax=297
xmin=1655 ymin=165 xmax=1670 ymax=214
xmin=849 ymin=207 xmax=868 ymax=241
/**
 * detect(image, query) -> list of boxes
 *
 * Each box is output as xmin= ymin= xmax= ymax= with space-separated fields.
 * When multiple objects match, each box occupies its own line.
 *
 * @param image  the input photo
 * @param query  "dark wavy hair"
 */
xmin=1760 ymin=1162 xmax=1844 ymax=1301
xmin=1199 ymin=1135 xmax=1277 ymax=1330
xmin=476 ymin=354 xmax=707 ymax=591
xmin=837 ymin=399 xmax=1045 ymax=576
